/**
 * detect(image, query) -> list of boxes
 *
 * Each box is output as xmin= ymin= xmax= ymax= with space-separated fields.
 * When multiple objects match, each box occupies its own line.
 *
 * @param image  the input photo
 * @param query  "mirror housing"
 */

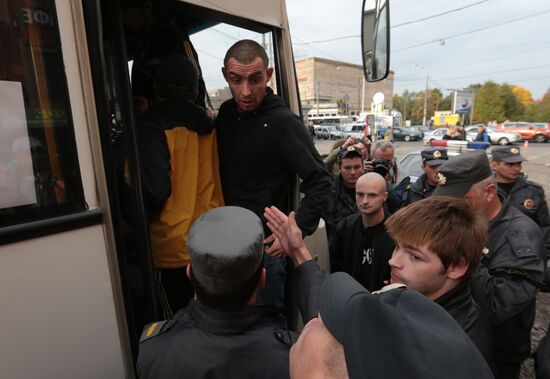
xmin=361 ymin=0 xmax=390 ymax=81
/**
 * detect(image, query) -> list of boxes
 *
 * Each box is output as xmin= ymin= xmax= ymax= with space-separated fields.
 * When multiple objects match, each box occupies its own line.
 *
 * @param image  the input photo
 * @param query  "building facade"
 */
xmin=295 ymin=57 xmax=394 ymax=117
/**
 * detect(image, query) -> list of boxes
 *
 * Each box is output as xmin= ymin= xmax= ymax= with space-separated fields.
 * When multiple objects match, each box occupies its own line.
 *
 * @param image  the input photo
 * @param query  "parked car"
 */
xmin=496 ymin=121 xmax=550 ymax=143
xmin=330 ymin=124 xmax=346 ymax=140
xmin=422 ymin=128 xmax=448 ymax=144
xmin=315 ymin=124 xmax=337 ymax=139
xmin=343 ymin=122 xmax=366 ymax=140
xmin=465 ymin=125 xmax=521 ymax=145
xmin=391 ymin=127 xmax=423 ymax=142
xmin=409 ymin=125 xmax=431 ymax=137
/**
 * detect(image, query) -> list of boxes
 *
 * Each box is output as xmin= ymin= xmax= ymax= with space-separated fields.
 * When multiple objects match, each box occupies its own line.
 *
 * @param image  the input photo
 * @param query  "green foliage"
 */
xmin=534 ymin=88 xmax=550 ymax=121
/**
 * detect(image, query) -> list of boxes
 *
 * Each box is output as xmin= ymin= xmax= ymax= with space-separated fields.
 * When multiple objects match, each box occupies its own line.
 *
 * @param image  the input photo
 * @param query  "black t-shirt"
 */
xmin=498 ymin=182 xmax=515 ymax=196
xmin=352 ymin=220 xmax=385 ymax=287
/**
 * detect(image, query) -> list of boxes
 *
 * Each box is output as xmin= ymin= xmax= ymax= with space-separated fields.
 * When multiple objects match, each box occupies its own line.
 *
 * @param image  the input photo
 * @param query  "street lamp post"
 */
xmin=422 ymin=74 xmax=429 ymax=126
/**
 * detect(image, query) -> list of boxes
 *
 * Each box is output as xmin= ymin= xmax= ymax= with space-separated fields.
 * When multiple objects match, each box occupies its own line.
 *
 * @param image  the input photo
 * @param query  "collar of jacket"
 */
xmin=488 ymin=195 xmax=513 ymax=231
xmin=230 ymin=87 xmax=286 ymax=118
xmin=188 ymin=299 xmax=282 ymax=335
xmin=335 ymin=175 xmax=357 ymax=205
xmin=434 ymin=280 xmax=471 ymax=311
xmin=412 ymin=174 xmax=435 ymax=194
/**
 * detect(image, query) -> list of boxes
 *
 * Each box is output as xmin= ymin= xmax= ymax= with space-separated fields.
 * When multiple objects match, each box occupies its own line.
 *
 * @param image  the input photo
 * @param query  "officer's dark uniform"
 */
xmin=323 ymin=147 xmax=362 ymax=239
xmin=137 ymin=207 xmax=295 ymax=379
xmin=434 ymin=150 xmax=545 ymax=379
xmin=492 ymin=146 xmax=550 ymax=262
xmin=402 ymin=148 xmax=448 ymax=206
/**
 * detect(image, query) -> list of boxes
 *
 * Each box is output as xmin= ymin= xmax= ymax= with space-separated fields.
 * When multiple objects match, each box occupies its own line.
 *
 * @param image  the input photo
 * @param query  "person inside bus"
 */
xmin=386 ymin=196 xmax=494 ymax=368
xmin=137 ymin=206 xmax=294 ymax=379
xmin=215 ymin=39 xmax=332 ymax=311
xmin=139 ymin=54 xmax=224 ymax=316
xmin=262 ymin=206 xmax=493 ymax=379
xmin=122 ymin=0 xmax=208 ymax=112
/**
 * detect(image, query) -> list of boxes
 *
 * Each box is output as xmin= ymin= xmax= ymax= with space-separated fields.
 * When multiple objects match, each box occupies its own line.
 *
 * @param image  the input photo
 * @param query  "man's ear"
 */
xmin=384 ymin=191 xmax=388 ymax=202
xmin=186 ymin=264 xmax=192 ymax=279
xmin=485 ymin=183 xmax=498 ymax=202
xmin=491 ymin=161 xmax=498 ymax=170
xmin=447 ymin=257 xmax=468 ymax=280
xmin=266 ymin=67 xmax=274 ymax=81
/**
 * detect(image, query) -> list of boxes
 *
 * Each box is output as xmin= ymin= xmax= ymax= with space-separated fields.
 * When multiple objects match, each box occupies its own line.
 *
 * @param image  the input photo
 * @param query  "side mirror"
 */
xmin=361 ymin=0 xmax=390 ymax=81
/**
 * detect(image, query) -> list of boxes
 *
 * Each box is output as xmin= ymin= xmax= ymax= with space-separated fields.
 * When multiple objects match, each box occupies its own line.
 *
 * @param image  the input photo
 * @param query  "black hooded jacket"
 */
xmin=216 ymin=88 xmax=332 ymax=236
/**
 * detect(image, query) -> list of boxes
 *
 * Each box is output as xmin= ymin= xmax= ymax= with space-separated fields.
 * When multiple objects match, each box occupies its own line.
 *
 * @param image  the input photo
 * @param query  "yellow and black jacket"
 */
xmin=139 ymin=97 xmax=224 ymax=268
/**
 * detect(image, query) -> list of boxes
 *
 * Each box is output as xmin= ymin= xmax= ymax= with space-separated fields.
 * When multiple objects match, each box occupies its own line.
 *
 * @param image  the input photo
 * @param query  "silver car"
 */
xmin=465 ymin=125 xmax=521 ymax=145
xmin=422 ymin=128 xmax=448 ymax=145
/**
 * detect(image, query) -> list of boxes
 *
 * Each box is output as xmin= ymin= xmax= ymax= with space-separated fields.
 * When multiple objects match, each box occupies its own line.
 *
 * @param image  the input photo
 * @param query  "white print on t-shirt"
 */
xmin=362 ymin=248 xmax=373 ymax=265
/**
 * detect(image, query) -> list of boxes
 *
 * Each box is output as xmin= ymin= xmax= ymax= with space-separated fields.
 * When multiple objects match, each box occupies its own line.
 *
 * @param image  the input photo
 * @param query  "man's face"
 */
xmin=356 ymin=177 xmax=387 ymax=215
xmin=290 ymin=317 xmax=344 ymax=378
xmin=340 ymin=156 xmax=363 ymax=188
xmin=388 ymin=242 xmax=447 ymax=300
xmin=492 ymin=160 xmax=521 ymax=183
xmin=222 ymin=57 xmax=273 ymax=112
xmin=371 ymin=147 xmax=394 ymax=162
xmin=422 ymin=163 xmax=441 ymax=187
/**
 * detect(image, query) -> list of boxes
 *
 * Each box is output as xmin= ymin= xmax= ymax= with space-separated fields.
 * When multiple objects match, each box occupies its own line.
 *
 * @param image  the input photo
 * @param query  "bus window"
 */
xmin=190 ymin=23 xmax=277 ymax=110
xmin=0 ymin=0 xmax=85 ymax=227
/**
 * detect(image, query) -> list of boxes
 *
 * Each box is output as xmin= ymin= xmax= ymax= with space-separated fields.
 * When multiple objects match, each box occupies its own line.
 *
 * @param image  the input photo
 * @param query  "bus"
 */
xmin=0 ymin=0 xmax=387 ymax=376
xmin=0 ymin=0 xmax=305 ymax=376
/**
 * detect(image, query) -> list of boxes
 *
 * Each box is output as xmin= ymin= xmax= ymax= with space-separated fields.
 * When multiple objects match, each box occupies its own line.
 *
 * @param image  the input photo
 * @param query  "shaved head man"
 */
xmin=329 ymin=173 xmax=394 ymax=291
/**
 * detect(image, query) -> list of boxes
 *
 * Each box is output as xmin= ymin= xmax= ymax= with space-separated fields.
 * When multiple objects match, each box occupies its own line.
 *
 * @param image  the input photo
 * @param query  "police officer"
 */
xmin=137 ymin=206 xmax=295 ymax=379
xmin=491 ymin=146 xmax=550 ymax=263
xmin=434 ymin=150 xmax=545 ymax=379
xmin=402 ymin=147 xmax=448 ymax=206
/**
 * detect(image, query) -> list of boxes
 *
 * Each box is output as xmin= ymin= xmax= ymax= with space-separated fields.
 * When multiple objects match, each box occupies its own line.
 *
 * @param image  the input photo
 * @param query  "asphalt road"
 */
xmin=314 ymin=138 xmax=550 ymax=377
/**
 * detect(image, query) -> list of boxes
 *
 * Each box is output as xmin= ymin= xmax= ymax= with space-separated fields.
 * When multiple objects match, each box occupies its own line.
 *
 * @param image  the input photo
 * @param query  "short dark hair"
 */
xmin=385 ymin=196 xmax=487 ymax=279
xmin=190 ymin=264 xmax=263 ymax=312
xmin=224 ymin=39 xmax=269 ymax=67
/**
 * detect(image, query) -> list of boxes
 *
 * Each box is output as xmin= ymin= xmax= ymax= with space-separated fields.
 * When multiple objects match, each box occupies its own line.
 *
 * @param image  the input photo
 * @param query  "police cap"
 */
xmin=421 ymin=147 xmax=448 ymax=166
xmin=492 ymin=146 xmax=527 ymax=163
xmin=433 ymin=150 xmax=492 ymax=197
xmin=339 ymin=145 xmax=363 ymax=160
xmin=187 ymin=206 xmax=264 ymax=294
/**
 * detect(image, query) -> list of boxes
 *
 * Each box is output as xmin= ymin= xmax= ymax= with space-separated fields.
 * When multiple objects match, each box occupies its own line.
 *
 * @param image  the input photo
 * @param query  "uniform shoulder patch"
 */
xmin=506 ymin=230 xmax=536 ymax=258
xmin=273 ymin=328 xmax=298 ymax=348
xmin=140 ymin=319 xmax=177 ymax=343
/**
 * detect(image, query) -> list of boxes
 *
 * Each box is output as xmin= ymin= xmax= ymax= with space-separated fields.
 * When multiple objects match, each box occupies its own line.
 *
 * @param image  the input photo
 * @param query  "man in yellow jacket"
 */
xmin=139 ymin=54 xmax=224 ymax=315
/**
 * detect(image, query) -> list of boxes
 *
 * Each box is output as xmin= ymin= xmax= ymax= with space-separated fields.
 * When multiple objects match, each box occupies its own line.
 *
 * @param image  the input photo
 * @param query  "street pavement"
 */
xmin=314 ymin=138 xmax=550 ymax=377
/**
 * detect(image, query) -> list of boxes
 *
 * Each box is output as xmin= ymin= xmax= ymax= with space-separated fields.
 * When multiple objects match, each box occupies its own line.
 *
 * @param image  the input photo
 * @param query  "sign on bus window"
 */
xmin=0 ymin=0 xmax=85 ymax=227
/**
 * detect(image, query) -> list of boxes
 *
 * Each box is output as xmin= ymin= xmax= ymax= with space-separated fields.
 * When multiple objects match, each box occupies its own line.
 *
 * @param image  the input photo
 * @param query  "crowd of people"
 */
xmin=129 ymin=36 xmax=550 ymax=379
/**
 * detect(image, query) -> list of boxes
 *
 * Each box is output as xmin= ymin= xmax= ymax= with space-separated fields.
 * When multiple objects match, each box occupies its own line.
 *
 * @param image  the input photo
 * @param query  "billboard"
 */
xmin=453 ymin=90 xmax=474 ymax=114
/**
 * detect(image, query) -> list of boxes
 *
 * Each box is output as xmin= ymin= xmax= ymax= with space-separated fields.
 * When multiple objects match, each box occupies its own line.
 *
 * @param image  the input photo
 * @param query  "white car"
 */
xmin=422 ymin=128 xmax=448 ymax=145
xmin=465 ymin=125 xmax=521 ymax=145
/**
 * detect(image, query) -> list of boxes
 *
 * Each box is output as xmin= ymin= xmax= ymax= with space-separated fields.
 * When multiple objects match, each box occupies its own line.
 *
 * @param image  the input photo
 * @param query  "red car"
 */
xmin=496 ymin=122 xmax=550 ymax=143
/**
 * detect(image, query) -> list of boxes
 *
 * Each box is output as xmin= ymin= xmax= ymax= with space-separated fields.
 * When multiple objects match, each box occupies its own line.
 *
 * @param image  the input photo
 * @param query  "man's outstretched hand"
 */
xmin=264 ymin=206 xmax=312 ymax=266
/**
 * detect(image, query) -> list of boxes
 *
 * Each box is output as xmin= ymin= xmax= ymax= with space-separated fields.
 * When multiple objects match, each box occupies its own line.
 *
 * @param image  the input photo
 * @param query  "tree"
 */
xmin=512 ymin=85 xmax=533 ymax=107
xmin=534 ymin=88 xmax=550 ymax=121
xmin=501 ymin=84 xmax=525 ymax=121
xmin=473 ymin=82 xmax=505 ymax=123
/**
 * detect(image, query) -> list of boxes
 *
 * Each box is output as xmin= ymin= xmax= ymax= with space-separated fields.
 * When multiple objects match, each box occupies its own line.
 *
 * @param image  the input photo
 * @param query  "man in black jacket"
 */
xmin=329 ymin=172 xmax=394 ymax=291
xmin=137 ymin=206 xmax=294 ymax=379
xmin=216 ymin=40 xmax=332 ymax=308
xmin=323 ymin=146 xmax=363 ymax=239
xmin=386 ymin=196 xmax=494 ymax=366
xmin=491 ymin=146 xmax=550 ymax=263
xmin=434 ymin=150 xmax=545 ymax=379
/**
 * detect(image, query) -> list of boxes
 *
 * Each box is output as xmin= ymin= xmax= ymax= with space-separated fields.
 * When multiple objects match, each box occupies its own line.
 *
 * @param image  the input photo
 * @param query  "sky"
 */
xmin=286 ymin=0 xmax=550 ymax=100
xmin=190 ymin=0 xmax=550 ymax=101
